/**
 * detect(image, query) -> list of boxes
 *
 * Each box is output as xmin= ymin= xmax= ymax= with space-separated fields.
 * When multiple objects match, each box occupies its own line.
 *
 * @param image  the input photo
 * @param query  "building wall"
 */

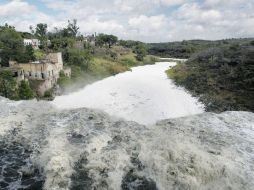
xmin=9 ymin=52 xmax=66 ymax=96
xmin=15 ymin=63 xmax=58 ymax=96
xmin=23 ymin=39 xmax=40 ymax=49
xmin=63 ymin=68 xmax=71 ymax=78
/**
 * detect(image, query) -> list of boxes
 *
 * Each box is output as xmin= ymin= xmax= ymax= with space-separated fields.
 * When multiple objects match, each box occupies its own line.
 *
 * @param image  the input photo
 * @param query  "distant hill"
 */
xmin=147 ymin=38 xmax=254 ymax=58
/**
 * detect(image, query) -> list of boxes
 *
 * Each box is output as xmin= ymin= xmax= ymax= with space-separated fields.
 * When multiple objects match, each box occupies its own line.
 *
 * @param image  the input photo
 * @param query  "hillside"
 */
xmin=167 ymin=40 xmax=254 ymax=112
xmin=57 ymin=45 xmax=159 ymax=94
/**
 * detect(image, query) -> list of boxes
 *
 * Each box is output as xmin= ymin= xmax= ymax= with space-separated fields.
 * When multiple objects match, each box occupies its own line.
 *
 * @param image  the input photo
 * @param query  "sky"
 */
xmin=0 ymin=0 xmax=253 ymax=42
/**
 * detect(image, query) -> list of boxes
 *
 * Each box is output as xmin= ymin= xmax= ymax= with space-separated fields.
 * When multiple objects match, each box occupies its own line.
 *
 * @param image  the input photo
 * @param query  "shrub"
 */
xmin=44 ymin=89 xmax=53 ymax=98
xmin=18 ymin=80 xmax=34 ymax=100
xmin=0 ymin=70 xmax=19 ymax=99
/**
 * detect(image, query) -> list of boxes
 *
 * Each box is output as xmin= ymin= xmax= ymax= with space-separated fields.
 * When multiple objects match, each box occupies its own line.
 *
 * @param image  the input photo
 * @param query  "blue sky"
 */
xmin=25 ymin=0 xmax=59 ymax=15
xmin=0 ymin=0 xmax=253 ymax=42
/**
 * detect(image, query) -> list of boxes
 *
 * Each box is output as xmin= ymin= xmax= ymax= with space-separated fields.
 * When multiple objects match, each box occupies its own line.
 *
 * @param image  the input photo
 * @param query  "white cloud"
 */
xmin=204 ymin=0 xmax=249 ymax=7
xmin=0 ymin=0 xmax=253 ymax=42
xmin=159 ymin=0 xmax=186 ymax=6
xmin=0 ymin=0 xmax=36 ymax=17
xmin=78 ymin=19 xmax=124 ymax=35
xmin=129 ymin=15 xmax=167 ymax=29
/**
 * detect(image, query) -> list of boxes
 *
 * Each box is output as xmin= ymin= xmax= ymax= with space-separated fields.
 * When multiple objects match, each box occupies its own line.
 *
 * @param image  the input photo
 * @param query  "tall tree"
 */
xmin=29 ymin=25 xmax=35 ymax=35
xmin=67 ymin=19 xmax=80 ymax=38
xmin=35 ymin=23 xmax=47 ymax=39
xmin=35 ymin=23 xmax=48 ymax=49
xmin=133 ymin=43 xmax=147 ymax=61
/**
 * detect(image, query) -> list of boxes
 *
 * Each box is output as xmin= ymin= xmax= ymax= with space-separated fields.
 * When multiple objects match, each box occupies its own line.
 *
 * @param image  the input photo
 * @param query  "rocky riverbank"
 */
xmin=0 ymin=97 xmax=254 ymax=190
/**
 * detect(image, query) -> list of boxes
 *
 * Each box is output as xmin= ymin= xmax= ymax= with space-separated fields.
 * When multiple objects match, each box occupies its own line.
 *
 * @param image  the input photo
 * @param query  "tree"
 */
xmin=25 ymin=45 xmax=35 ymax=61
xmin=133 ymin=43 xmax=147 ymax=61
xmin=96 ymin=34 xmax=118 ymax=48
xmin=67 ymin=19 xmax=80 ymax=37
xmin=35 ymin=23 xmax=48 ymax=49
xmin=35 ymin=23 xmax=47 ymax=39
xmin=107 ymin=35 xmax=118 ymax=48
xmin=0 ymin=24 xmax=24 ymax=66
xmin=66 ymin=49 xmax=92 ymax=71
xmin=119 ymin=40 xmax=140 ymax=48
xmin=29 ymin=25 xmax=35 ymax=35
xmin=0 ymin=70 xmax=18 ymax=99
xmin=18 ymin=81 xmax=34 ymax=99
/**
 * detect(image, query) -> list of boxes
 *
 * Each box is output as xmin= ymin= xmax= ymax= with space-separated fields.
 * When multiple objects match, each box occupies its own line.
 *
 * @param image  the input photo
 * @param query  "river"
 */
xmin=52 ymin=62 xmax=204 ymax=124
xmin=1 ymin=61 xmax=253 ymax=190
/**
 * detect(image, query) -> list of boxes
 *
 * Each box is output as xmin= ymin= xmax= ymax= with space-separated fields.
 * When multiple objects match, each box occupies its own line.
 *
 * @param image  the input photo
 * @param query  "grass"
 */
xmin=58 ymin=45 xmax=160 ymax=94
xmin=166 ymin=63 xmax=189 ymax=84
xmin=91 ymin=57 xmax=129 ymax=76
xmin=34 ymin=49 xmax=46 ymax=60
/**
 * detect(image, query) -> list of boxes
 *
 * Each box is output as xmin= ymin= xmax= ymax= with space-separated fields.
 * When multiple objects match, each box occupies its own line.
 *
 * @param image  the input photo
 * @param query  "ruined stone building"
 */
xmin=9 ymin=52 xmax=71 ymax=96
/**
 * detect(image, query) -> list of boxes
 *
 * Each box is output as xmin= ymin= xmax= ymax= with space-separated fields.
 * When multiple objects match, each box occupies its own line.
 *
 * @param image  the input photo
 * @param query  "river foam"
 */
xmin=0 ymin=98 xmax=254 ymax=190
xmin=52 ymin=62 xmax=204 ymax=125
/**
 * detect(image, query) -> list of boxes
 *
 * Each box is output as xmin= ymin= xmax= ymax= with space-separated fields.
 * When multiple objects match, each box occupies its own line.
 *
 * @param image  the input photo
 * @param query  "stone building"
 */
xmin=23 ymin=39 xmax=41 ymax=49
xmin=9 ymin=52 xmax=71 ymax=96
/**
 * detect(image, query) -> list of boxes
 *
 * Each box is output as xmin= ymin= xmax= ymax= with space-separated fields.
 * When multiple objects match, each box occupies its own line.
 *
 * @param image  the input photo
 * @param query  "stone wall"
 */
xmin=8 ymin=52 xmax=70 ymax=96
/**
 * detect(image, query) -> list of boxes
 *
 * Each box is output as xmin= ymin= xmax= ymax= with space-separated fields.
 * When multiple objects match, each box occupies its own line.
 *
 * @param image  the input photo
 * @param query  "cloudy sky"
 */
xmin=0 ymin=0 xmax=253 ymax=42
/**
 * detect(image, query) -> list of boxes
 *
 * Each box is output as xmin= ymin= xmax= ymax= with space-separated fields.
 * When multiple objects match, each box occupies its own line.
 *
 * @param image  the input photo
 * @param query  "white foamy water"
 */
xmin=1 ymin=96 xmax=254 ymax=190
xmin=52 ymin=62 xmax=204 ymax=124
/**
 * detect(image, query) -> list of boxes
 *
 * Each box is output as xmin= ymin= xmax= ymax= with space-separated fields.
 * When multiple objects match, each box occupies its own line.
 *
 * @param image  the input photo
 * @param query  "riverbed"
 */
xmin=53 ymin=62 xmax=204 ymax=124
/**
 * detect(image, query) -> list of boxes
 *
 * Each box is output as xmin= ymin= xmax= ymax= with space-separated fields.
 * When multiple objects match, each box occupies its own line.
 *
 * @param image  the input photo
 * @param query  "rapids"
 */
xmin=0 ymin=98 xmax=254 ymax=190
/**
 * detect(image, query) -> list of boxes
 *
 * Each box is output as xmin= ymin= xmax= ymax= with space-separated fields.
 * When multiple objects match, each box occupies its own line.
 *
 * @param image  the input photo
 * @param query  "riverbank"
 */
xmin=56 ymin=49 xmax=160 ymax=95
xmin=166 ymin=42 xmax=254 ymax=112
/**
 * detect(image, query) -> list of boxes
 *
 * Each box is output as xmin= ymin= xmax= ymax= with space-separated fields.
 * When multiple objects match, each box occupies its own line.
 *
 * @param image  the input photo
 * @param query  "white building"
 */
xmin=23 ymin=39 xmax=41 ymax=49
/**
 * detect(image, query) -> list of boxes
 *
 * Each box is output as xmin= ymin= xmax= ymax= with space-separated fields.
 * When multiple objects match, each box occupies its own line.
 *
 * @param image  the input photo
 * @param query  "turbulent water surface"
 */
xmin=0 ymin=98 xmax=254 ymax=190
xmin=0 ymin=62 xmax=254 ymax=190
xmin=53 ymin=62 xmax=204 ymax=124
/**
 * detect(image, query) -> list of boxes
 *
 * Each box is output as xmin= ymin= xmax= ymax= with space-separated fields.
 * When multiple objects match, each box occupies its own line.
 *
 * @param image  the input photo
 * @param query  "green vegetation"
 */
xmin=0 ymin=70 xmax=19 ymax=99
xmin=148 ymin=38 xmax=254 ymax=58
xmin=34 ymin=49 xmax=46 ymax=60
xmin=167 ymin=40 xmax=254 ymax=112
xmin=44 ymin=23 xmax=159 ymax=92
xmin=0 ymin=24 xmax=35 ymax=66
xmin=43 ymin=89 xmax=54 ymax=99
xmin=96 ymin=34 xmax=118 ymax=48
xmin=0 ymin=20 xmax=158 ymax=100
xmin=2 ymin=18 xmax=253 ymax=110
xmin=133 ymin=43 xmax=147 ymax=61
xmin=18 ymin=81 xmax=34 ymax=99
xmin=0 ymin=70 xmax=34 ymax=100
